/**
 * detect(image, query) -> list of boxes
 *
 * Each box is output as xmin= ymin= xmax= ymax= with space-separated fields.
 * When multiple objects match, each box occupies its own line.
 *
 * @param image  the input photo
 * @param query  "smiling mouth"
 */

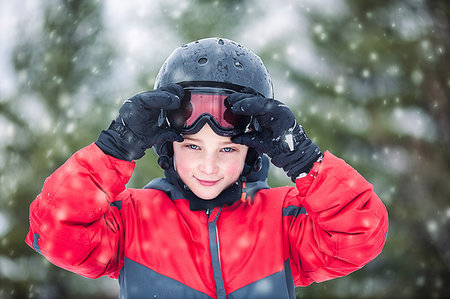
xmin=195 ymin=178 xmax=221 ymax=187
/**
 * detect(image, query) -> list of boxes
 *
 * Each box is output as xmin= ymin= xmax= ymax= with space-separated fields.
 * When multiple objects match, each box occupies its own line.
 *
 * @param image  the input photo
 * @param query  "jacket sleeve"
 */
xmin=25 ymin=143 xmax=135 ymax=279
xmin=283 ymin=151 xmax=388 ymax=286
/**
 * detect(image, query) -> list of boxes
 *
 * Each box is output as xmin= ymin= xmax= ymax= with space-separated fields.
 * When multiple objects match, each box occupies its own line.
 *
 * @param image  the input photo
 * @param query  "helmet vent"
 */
xmin=198 ymin=57 xmax=208 ymax=65
xmin=234 ymin=61 xmax=243 ymax=69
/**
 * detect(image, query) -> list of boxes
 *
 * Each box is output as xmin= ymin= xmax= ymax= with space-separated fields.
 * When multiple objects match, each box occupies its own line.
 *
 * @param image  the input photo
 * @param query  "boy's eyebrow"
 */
xmin=183 ymin=136 xmax=200 ymax=141
xmin=221 ymin=141 xmax=237 ymax=146
xmin=182 ymin=136 xmax=236 ymax=146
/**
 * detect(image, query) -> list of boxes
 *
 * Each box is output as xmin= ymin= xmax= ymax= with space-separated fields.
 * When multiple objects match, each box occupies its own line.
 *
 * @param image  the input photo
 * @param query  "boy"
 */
xmin=26 ymin=38 xmax=388 ymax=298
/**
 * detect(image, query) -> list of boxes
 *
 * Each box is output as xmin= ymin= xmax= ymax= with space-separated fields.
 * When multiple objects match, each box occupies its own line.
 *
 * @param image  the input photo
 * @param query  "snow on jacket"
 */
xmin=26 ymin=143 xmax=388 ymax=298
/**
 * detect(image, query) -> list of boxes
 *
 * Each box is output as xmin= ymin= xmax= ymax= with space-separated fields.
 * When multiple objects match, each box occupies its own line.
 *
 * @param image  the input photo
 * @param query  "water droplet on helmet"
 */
xmin=217 ymin=38 xmax=224 ymax=45
xmin=234 ymin=61 xmax=243 ymax=69
xmin=198 ymin=57 xmax=208 ymax=65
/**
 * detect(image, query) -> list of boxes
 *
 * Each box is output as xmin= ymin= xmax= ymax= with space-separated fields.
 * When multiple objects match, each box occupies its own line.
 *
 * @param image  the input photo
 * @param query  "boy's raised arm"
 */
xmin=25 ymin=143 xmax=135 ymax=278
xmin=284 ymin=151 xmax=388 ymax=286
xmin=227 ymin=91 xmax=388 ymax=286
xmin=25 ymin=84 xmax=186 ymax=279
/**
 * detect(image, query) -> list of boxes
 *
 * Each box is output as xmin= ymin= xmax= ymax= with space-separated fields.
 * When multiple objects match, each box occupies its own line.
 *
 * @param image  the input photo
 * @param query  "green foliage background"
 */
xmin=0 ymin=0 xmax=449 ymax=298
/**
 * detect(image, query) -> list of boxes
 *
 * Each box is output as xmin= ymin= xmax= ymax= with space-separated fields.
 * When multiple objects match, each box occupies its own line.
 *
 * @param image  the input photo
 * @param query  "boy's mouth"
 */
xmin=195 ymin=177 xmax=221 ymax=187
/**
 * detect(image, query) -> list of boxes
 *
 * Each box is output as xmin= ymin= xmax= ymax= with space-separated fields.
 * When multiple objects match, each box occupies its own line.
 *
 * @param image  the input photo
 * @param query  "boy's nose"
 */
xmin=199 ymin=153 xmax=219 ymax=175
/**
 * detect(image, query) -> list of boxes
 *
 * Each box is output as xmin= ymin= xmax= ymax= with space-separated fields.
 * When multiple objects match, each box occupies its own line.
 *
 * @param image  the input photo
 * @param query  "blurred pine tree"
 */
xmin=2 ymin=0 xmax=449 ymax=298
xmin=1 ymin=0 xmax=118 ymax=298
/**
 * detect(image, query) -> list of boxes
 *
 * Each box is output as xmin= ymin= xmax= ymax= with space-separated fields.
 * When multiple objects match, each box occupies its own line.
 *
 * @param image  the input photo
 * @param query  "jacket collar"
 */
xmin=144 ymin=156 xmax=270 ymax=211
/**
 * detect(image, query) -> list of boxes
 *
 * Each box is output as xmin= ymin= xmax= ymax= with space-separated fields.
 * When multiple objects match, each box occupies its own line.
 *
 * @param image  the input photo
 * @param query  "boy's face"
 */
xmin=173 ymin=124 xmax=248 ymax=200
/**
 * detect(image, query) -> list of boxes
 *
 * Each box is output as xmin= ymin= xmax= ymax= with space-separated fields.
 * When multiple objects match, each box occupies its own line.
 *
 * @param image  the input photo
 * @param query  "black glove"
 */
xmin=96 ymin=84 xmax=184 ymax=161
xmin=226 ymin=91 xmax=322 ymax=181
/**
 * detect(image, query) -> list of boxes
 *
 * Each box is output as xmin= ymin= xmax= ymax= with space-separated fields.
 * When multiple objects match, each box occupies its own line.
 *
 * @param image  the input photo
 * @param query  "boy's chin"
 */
xmin=191 ymin=187 xmax=223 ymax=200
xmin=195 ymin=191 xmax=220 ymax=201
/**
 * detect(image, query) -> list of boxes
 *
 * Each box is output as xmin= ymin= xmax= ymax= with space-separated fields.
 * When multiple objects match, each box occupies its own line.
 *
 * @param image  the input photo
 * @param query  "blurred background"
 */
xmin=0 ymin=0 xmax=449 ymax=298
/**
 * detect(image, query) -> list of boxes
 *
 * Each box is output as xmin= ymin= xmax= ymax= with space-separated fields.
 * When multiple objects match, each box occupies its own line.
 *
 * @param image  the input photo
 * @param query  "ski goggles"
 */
xmin=165 ymin=87 xmax=252 ymax=136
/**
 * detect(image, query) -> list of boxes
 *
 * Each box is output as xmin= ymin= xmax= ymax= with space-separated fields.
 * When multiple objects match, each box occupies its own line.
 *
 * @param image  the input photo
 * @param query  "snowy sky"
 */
xmin=0 ymin=0 xmax=344 ymax=97
xmin=0 ymin=0 xmax=438 ymax=149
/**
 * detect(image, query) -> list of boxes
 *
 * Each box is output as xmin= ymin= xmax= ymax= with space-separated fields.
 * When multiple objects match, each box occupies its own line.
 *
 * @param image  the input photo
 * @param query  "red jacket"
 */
xmin=26 ymin=143 xmax=388 ymax=298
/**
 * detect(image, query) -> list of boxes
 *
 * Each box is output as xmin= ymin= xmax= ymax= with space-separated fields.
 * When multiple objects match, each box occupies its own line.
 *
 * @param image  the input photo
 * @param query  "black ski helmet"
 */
xmin=154 ymin=37 xmax=273 ymax=97
xmin=154 ymin=37 xmax=271 ymax=174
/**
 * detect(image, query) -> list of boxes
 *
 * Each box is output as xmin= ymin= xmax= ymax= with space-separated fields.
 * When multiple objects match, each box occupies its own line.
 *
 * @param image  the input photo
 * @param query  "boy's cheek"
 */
xmin=225 ymin=162 xmax=245 ymax=178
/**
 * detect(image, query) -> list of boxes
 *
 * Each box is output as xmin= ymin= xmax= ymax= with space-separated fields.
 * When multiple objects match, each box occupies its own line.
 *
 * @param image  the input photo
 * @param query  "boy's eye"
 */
xmin=187 ymin=144 xmax=199 ymax=150
xmin=221 ymin=147 xmax=235 ymax=153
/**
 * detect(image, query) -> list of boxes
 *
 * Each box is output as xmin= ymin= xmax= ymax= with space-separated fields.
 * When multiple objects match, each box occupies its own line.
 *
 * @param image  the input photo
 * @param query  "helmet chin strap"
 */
xmin=157 ymin=154 xmax=171 ymax=170
xmin=241 ymin=148 xmax=262 ymax=176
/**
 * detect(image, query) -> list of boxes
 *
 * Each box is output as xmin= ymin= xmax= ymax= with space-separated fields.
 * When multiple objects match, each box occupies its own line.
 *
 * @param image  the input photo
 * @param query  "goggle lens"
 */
xmin=167 ymin=89 xmax=250 ymax=134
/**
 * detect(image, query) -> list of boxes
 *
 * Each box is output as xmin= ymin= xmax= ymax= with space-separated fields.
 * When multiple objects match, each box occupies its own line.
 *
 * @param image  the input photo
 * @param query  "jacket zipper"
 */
xmin=206 ymin=207 xmax=226 ymax=299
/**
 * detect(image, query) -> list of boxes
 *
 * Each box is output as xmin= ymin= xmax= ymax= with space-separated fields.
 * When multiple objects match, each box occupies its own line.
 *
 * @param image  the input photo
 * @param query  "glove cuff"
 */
xmin=271 ymin=137 xmax=322 ymax=182
xmin=95 ymin=121 xmax=146 ymax=161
